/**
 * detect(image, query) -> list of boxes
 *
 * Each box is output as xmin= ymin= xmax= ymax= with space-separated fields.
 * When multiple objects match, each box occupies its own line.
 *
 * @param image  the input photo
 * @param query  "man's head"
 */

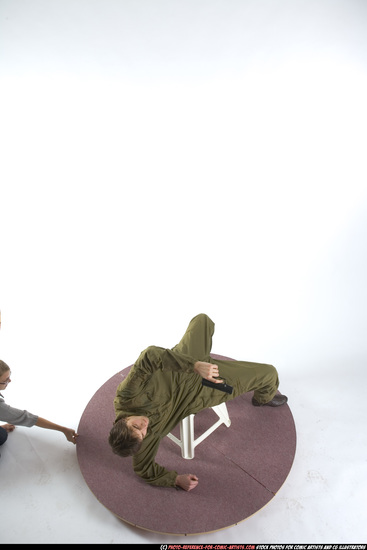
xmin=109 ymin=415 xmax=149 ymax=457
xmin=0 ymin=360 xmax=11 ymax=389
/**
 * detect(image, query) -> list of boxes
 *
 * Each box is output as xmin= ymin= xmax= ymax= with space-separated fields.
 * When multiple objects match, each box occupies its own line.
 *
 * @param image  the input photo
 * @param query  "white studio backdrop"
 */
xmin=0 ymin=0 xmax=367 ymax=543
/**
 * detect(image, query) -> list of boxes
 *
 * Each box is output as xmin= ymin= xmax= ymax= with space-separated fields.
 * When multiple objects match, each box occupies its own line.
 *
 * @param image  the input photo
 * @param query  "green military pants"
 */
xmin=172 ymin=313 xmax=279 ymax=404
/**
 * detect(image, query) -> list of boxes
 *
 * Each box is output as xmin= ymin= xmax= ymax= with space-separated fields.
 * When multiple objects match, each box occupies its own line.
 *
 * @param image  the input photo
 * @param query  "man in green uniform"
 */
xmin=109 ymin=313 xmax=288 ymax=491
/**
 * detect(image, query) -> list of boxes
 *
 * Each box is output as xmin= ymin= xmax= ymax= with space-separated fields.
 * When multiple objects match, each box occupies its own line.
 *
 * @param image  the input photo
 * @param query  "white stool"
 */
xmin=166 ymin=402 xmax=231 ymax=459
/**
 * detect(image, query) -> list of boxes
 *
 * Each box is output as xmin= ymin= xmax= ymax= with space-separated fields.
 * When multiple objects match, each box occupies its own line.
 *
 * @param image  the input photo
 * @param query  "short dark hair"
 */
xmin=108 ymin=418 xmax=143 ymax=457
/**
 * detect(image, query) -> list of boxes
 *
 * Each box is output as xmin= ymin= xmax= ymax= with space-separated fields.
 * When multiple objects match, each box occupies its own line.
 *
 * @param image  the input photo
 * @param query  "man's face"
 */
xmin=125 ymin=415 xmax=149 ymax=440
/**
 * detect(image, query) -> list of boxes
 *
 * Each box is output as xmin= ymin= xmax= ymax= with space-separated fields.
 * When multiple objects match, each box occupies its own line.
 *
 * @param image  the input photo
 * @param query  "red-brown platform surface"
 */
xmin=77 ymin=355 xmax=296 ymax=535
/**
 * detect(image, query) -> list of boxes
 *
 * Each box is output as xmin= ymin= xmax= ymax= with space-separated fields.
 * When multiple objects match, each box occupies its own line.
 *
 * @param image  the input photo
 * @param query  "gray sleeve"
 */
xmin=0 ymin=398 xmax=38 ymax=427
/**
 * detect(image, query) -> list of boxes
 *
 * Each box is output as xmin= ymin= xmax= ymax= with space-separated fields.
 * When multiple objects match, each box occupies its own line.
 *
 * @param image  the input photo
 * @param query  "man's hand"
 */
xmin=194 ymin=361 xmax=224 ymax=383
xmin=175 ymin=474 xmax=199 ymax=491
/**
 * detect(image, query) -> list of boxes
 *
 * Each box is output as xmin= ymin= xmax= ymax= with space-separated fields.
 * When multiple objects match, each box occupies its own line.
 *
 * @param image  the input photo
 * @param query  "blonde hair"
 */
xmin=0 ymin=360 xmax=10 ymax=377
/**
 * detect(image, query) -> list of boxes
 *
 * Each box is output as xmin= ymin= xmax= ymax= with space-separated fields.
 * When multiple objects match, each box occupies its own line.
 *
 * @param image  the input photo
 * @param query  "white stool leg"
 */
xmin=180 ymin=414 xmax=195 ymax=459
xmin=166 ymin=402 xmax=231 ymax=459
xmin=212 ymin=402 xmax=231 ymax=427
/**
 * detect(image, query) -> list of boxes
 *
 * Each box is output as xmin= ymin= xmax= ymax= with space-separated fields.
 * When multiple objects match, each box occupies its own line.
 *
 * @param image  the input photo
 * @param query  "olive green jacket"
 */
xmin=114 ymin=345 xmax=227 ymax=487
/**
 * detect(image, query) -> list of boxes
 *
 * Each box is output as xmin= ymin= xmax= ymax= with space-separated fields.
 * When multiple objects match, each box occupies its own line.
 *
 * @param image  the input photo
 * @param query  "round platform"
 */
xmin=77 ymin=355 xmax=296 ymax=535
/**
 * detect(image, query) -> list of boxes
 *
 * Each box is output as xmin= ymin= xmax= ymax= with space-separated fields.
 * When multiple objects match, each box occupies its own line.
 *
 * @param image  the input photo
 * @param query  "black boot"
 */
xmin=252 ymin=394 xmax=288 ymax=407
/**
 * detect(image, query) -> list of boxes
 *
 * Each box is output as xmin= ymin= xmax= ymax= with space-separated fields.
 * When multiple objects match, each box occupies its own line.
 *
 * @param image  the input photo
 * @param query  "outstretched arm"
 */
xmin=35 ymin=417 xmax=78 ymax=444
xmin=174 ymin=363 xmax=222 ymax=492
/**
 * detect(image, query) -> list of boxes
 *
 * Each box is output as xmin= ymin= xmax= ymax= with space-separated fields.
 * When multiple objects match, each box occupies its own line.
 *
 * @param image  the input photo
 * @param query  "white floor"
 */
xmin=1 ymin=0 xmax=367 ymax=544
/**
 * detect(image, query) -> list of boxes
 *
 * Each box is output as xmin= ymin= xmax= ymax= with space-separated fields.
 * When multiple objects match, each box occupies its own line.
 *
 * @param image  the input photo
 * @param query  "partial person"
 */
xmin=0 ymin=359 xmax=78 ymax=453
xmin=109 ymin=314 xmax=287 ymax=491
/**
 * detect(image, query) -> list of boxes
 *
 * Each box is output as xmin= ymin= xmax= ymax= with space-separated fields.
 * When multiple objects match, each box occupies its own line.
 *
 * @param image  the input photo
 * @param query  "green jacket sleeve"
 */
xmin=134 ymin=346 xmax=196 ymax=377
xmin=133 ymin=434 xmax=178 ymax=487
